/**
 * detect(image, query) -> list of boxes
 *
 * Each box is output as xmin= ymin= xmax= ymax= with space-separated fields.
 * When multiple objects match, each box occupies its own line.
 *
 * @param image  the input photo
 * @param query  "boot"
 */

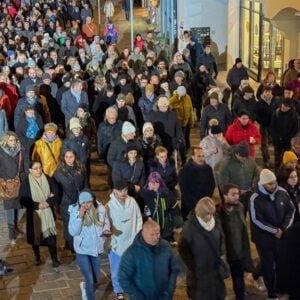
xmin=8 ymin=229 xmax=16 ymax=244
xmin=49 ymin=247 xmax=61 ymax=268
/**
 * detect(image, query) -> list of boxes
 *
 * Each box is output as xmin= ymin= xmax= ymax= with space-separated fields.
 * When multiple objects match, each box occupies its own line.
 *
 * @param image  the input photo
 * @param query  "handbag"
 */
xmin=0 ymin=152 xmax=21 ymax=201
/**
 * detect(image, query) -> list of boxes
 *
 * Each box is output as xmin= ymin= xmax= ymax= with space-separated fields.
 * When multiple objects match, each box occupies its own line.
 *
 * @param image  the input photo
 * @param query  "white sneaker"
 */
xmin=80 ymin=281 xmax=87 ymax=300
xmin=254 ymin=276 xmax=267 ymax=292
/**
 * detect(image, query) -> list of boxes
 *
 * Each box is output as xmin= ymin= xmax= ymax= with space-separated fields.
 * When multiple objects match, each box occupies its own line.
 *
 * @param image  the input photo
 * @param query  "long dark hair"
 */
xmin=56 ymin=149 xmax=85 ymax=174
xmin=277 ymin=165 xmax=298 ymax=189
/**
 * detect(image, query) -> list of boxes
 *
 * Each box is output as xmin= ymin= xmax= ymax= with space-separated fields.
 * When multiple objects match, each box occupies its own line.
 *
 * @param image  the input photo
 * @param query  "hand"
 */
xmin=275 ymin=228 xmax=283 ymax=239
xmin=78 ymin=205 xmax=87 ymax=218
xmin=39 ymin=201 xmax=49 ymax=209
xmin=50 ymin=193 xmax=54 ymax=197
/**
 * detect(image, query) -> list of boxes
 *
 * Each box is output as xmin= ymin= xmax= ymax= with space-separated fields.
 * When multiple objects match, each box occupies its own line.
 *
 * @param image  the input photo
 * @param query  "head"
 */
xmin=262 ymin=86 xmax=273 ymax=100
xmin=29 ymin=160 xmax=43 ymax=178
xmin=63 ymin=149 xmax=77 ymax=167
xmin=113 ymin=180 xmax=128 ymax=202
xmin=238 ymin=110 xmax=250 ymax=126
xmin=76 ymin=104 xmax=88 ymax=119
xmin=291 ymin=137 xmax=300 ymax=154
xmin=282 ymin=151 xmax=298 ymax=169
xmin=105 ymin=107 xmax=117 ymax=124
xmin=235 ymin=57 xmax=242 ymax=68
xmin=44 ymin=122 xmax=58 ymax=140
xmin=116 ymin=93 xmax=126 ymax=108
xmin=234 ymin=142 xmax=249 ymax=162
xmin=78 ymin=190 xmax=94 ymax=211
xmin=125 ymin=141 xmax=138 ymax=162
xmin=264 ymin=71 xmax=276 ymax=83
xmin=143 ymin=122 xmax=154 ymax=138
xmin=122 ymin=121 xmax=136 ymax=140
xmin=221 ymin=183 xmax=240 ymax=208
xmin=259 ymin=169 xmax=277 ymax=193
xmin=157 ymin=96 xmax=169 ymax=112
xmin=155 ymin=146 xmax=168 ymax=164
xmin=141 ymin=220 xmax=160 ymax=246
xmin=69 ymin=117 xmax=82 ymax=136
xmin=280 ymin=166 xmax=298 ymax=188
xmin=204 ymin=45 xmax=211 ymax=55
xmin=145 ymin=171 xmax=167 ymax=193
xmin=195 ymin=197 xmax=216 ymax=223
xmin=242 ymin=86 xmax=254 ymax=100
xmin=284 ymin=86 xmax=294 ymax=99
xmin=0 ymin=131 xmax=18 ymax=148
xmin=209 ymin=92 xmax=219 ymax=107
xmin=71 ymin=79 xmax=83 ymax=93
xmin=191 ymin=147 xmax=205 ymax=165
xmin=281 ymin=98 xmax=293 ymax=112
xmin=174 ymin=71 xmax=184 ymax=84
xmin=24 ymin=105 xmax=36 ymax=118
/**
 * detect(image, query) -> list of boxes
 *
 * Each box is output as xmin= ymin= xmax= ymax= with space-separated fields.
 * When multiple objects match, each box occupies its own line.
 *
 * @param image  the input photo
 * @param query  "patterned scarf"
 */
xmin=29 ymin=173 xmax=56 ymax=242
xmin=25 ymin=116 xmax=39 ymax=139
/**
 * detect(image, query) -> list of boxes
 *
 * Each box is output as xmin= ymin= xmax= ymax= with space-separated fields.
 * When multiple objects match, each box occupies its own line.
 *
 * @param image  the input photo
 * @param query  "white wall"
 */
xmin=177 ymin=0 xmax=228 ymax=56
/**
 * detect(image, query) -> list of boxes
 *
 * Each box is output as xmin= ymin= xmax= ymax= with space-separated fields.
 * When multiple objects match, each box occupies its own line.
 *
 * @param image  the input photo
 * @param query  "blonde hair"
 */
xmin=195 ymin=197 xmax=216 ymax=219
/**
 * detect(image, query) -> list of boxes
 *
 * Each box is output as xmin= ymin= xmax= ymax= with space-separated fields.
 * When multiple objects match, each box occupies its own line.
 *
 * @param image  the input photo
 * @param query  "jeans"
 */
xmin=6 ymin=208 xmax=19 ymax=229
xmin=108 ymin=251 xmax=123 ymax=294
xmin=76 ymin=253 xmax=101 ymax=300
xmin=228 ymin=259 xmax=245 ymax=300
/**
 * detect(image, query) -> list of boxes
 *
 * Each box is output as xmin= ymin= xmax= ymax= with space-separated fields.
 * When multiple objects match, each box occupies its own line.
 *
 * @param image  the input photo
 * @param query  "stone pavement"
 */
xmin=0 ymin=1 xmax=283 ymax=300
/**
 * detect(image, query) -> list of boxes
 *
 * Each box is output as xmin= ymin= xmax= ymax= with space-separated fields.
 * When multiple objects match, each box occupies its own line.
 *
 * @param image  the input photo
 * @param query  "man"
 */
xmin=14 ymin=84 xmax=45 ymax=128
xmin=219 ymin=183 xmax=253 ymax=300
xmin=231 ymin=86 xmax=257 ymax=120
xmin=282 ymin=58 xmax=300 ymax=87
xmin=19 ymin=67 xmax=43 ymax=97
xmin=97 ymin=107 xmax=122 ymax=163
xmin=148 ymin=96 xmax=185 ymax=164
xmin=218 ymin=141 xmax=260 ymax=215
xmin=254 ymin=86 xmax=279 ymax=167
xmin=249 ymin=169 xmax=295 ymax=300
xmin=226 ymin=58 xmax=249 ymax=96
xmin=270 ymin=98 xmax=298 ymax=170
xmin=178 ymin=147 xmax=215 ymax=219
xmin=198 ymin=45 xmax=218 ymax=79
xmin=61 ymin=78 xmax=89 ymax=126
xmin=118 ymin=220 xmax=178 ymax=300
xmin=169 ymin=51 xmax=193 ymax=79
xmin=186 ymin=36 xmax=203 ymax=72
xmin=138 ymin=84 xmax=158 ymax=122
xmin=106 ymin=180 xmax=142 ymax=300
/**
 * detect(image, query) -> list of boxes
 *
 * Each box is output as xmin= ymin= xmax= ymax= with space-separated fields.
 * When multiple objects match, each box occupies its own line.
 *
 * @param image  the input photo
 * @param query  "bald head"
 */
xmin=142 ymin=220 xmax=160 ymax=245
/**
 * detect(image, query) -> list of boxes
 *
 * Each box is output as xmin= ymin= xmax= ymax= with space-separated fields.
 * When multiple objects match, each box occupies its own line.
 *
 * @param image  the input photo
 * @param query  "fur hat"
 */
xmin=69 ymin=117 xmax=82 ymax=130
xmin=122 ymin=121 xmax=136 ymax=135
xmin=259 ymin=169 xmax=277 ymax=185
xmin=282 ymin=151 xmax=298 ymax=165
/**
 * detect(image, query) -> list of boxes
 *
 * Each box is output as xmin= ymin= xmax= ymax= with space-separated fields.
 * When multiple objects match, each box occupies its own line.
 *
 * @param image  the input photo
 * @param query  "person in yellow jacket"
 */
xmin=32 ymin=123 xmax=62 ymax=177
xmin=168 ymin=86 xmax=195 ymax=150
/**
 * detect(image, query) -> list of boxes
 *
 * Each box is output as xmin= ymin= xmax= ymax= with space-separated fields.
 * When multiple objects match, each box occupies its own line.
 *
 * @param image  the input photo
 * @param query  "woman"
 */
xmin=112 ymin=141 xmax=145 ymax=201
xmin=19 ymin=160 xmax=60 ymax=268
xmin=256 ymin=71 xmax=283 ymax=99
xmin=69 ymin=190 xmax=110 ymax=300
xmin=15 ymin=104 xmax=44 ymax=172
xmin=278 ymin=166 xmax=300 ymax=224
xmin=0 ymin=131 xmax=24 ymax=243
xmin=75 ymin=104 xmax=97 ymax=152
xmin=150 ymin=146 xmax=178 ymax=195
xmin=137 ymin=122 xmax=162 ymax=176
xmin=178 ymin=197 xmax=227 ymax=300
xmin=54 ymin=150 xmax=88 ymax=252
xmin=141 ymin=172 xmax=183 ymax=241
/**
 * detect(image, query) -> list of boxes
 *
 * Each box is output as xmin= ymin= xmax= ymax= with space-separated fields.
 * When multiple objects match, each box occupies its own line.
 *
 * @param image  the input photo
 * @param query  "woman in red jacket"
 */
xmin=225 ymin=110 xmax=261 ymax=159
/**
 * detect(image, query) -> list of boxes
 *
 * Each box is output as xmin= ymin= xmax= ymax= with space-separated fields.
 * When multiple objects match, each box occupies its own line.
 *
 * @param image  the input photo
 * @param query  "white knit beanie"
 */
xmin=259 ymin=169 xmax=277 ymax=185
xmin=122 ymin=121 xmax=136 ymax=135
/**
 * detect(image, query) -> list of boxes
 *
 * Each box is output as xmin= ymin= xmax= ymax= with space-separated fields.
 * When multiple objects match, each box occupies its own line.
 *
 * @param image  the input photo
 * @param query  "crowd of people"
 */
xmin=0 ymin=1 xmax=300 ymax=300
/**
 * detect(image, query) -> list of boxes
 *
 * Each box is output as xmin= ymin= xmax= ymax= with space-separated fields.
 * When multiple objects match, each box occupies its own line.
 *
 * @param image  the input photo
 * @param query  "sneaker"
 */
xmin=254 ymin=276 xmax=267 ymax=292
xmin=80 ymin=281 xmax=87 ymax=300
xmin=115 ymin=293 xmax=124 ymax=300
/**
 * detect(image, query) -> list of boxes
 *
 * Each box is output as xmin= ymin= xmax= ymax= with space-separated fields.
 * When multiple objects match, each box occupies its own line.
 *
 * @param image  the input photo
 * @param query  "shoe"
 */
xmin=52 ymin=260 xmax=61 ymax=268
xmin=267 ymin=292 xmax=278 ymax=300
xmin=116 ymin=293 xmax=124 ymax=300
xmin=35 ymin=258 xmax=41 ymax=266
xmin=80 ymin=281 xmax=87 ymax=300
xmin=254 ymin=276 xmax=266 ymax=292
